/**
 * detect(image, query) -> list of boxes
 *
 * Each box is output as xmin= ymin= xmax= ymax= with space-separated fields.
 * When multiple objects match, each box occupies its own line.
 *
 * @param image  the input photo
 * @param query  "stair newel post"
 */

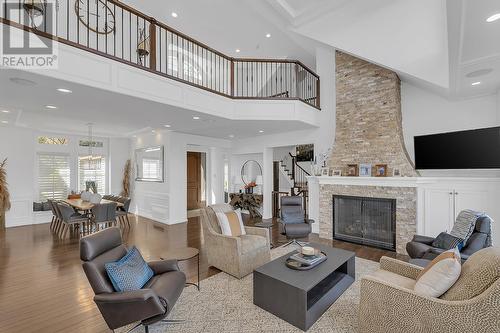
xmin=291 ymin=154 xmax=296 ymax=194
xmin=148 ymin=17 xmax=157 ymax=71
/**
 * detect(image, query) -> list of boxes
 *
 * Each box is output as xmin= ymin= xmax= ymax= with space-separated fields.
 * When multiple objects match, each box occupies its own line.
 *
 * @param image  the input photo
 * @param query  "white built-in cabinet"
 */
xmin=419 ymin=179 xmax=498 ymax=242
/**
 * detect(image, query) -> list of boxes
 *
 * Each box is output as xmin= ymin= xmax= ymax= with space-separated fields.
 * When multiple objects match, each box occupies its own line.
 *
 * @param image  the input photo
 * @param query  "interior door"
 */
xmin=187 ymin=152 xmax=201 ymax=210
xmin=424 ymin=188 xmax=455 ymax=236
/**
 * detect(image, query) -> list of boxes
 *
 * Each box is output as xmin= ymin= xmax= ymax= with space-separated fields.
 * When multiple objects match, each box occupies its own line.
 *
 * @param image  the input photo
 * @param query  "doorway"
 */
xmin=187 ymin=151 xmax=206 ymax=211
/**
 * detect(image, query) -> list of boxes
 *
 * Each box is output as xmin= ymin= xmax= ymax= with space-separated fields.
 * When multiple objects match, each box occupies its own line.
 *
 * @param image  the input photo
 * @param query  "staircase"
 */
xmin=275 ymin=152 xmax=310 ymax=217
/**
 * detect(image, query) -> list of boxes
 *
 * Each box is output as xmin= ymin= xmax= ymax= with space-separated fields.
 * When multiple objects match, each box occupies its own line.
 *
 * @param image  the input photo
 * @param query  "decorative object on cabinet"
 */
xmin=121 ymin=159 xmax=132 ymax=197
xmin=347 ymin=164 xmax=359 ymax=176
xmin=375 ymin=164 xmax=388 ymax=177
xmin=75 ymin=0 xmax=115 ymax=35
xmin=0 ymin=158 xmax=11 ymax=229
xmin=359 ymin=164 xmax=372 ymax=177
xmin=229 ymin=193 xmax=263 ymax=218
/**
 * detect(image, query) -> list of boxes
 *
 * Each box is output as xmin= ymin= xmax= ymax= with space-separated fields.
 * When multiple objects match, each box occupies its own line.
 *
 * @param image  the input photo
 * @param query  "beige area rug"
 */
xmin=126 ymin=246 xmax=379 ymax=333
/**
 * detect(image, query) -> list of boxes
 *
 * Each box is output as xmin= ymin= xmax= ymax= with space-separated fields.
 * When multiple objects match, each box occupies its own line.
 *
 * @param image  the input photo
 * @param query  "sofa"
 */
xmin=200 ymin=204 xmax=271 ymax=278
xmin=406 ymin=215 xmax=492 ymax=262
xmin=358 ymin=247 xmax=500 ymax=333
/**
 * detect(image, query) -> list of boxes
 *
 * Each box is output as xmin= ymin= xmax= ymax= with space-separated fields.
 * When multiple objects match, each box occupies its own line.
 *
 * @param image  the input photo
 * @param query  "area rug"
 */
xmin=125 ymin=246 xmax=379 ymax=333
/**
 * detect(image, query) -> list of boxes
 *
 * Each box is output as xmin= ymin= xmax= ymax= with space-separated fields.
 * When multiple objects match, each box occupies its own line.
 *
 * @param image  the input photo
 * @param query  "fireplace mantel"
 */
xmin=308 ymin=176 xmax=420 ymax=188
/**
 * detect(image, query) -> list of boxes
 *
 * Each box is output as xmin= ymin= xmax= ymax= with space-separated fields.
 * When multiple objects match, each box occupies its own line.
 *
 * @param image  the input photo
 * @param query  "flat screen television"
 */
xmin=414 ymin=126 xmax=500 ymax=169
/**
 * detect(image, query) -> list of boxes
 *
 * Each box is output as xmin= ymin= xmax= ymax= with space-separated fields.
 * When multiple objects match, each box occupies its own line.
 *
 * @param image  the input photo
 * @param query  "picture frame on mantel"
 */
xmin=332 ymin=169 xmax=342 ymax=176
xmin=359 ymin=164 xmax=372 ymax=177
xmin=321 ymin=167 xmax=329 ymax=176
xmin=375 ymin=164 xmax=388 ymax=177
xmin=393 ymin=168 xmax=401 ymax=177
xmin=346 ymin=164 xmax=358 ymax=176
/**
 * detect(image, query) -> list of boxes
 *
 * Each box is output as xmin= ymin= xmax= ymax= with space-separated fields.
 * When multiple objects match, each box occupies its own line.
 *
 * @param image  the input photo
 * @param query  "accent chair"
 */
xmin=279 ymin=196 xmax=314 ymax=246
xmin=80 ymin=227 xmax=186 ymax=332
xmin=358 ymin=247 xmax=500 ymax=333
xmin=406 ymin=215 xmax=492 ymax=262
xmin=200 ymin=204 xmax=271 ymax=279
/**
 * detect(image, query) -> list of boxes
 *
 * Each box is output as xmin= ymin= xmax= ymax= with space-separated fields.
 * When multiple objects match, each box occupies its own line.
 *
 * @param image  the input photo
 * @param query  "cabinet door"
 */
xmin=424 ymin=188 xmax=454 ymax=237
xmin=454 ymin=189 xmax=489 ymax=218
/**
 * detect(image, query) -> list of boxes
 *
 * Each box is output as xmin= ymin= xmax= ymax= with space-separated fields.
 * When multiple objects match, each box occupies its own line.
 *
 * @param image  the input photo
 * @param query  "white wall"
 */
xmin=0 ymin=127 xmax=129 ymax=227
xmin=131 ymin=130 xmax=230 ymax=225
xmin=401 ymin=82 xmax=500 ymax=176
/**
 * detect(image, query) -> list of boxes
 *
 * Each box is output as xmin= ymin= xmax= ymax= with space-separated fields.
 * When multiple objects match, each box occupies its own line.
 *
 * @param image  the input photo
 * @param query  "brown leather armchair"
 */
xmin=80 ymin=227 xmax=186 ymax=332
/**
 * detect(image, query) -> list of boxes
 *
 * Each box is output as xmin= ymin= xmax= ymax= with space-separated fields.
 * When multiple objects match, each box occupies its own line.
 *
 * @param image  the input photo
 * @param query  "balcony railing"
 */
xmin=0 ymin=0 xmax=320 ymax=109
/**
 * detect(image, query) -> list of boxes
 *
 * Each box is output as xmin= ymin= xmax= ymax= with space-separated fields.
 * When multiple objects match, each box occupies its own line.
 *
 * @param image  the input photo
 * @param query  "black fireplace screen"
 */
xmin=333 ymin=195 xmax=396 ymax=251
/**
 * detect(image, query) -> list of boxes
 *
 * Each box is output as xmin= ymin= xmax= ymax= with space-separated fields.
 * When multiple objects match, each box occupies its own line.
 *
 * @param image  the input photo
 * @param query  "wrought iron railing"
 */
xmin=0 ymin=0 xmax=320 ymax=108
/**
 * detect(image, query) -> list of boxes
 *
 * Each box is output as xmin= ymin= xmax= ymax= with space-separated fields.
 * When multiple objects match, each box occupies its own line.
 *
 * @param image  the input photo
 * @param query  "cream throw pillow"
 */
xmin=414 ymin=247 xmax=461 ymax=298
xmin=215 ymin=209 xmax=246 ymax=237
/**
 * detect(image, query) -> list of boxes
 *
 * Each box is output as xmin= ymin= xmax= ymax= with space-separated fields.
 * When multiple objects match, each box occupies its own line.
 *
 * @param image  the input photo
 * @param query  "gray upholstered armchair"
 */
xmin=200 ymin=204 xmax=271 ymax=279
xmin=279 ymin=196 xmax=313 ymax=246
xmin=358 ymin=247 xmax=500 ymax=333
xmin=406 ymin=215 xmax=492 ymax=262
xmin=80 ymin=227 xmax=186 ymax=332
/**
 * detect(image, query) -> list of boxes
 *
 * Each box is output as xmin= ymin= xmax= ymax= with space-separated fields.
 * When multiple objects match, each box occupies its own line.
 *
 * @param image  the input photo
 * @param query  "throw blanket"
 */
xmin=450 ymin=209 xmax=485 ymax=246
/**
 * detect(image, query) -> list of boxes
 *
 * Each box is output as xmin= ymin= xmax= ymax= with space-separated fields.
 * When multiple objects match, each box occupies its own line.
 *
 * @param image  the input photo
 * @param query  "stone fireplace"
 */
xmin=316 ymin=52 xmax=419 ymax=255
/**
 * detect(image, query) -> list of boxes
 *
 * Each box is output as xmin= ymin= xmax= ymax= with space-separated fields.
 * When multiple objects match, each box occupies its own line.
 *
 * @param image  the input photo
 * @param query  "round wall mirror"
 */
xmin=241 ymin=160 xmax=262 ymax=185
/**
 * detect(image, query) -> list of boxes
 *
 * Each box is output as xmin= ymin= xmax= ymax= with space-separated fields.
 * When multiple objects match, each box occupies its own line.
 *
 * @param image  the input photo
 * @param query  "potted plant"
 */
xmin=0 ymin=158 xmax=11 ymax=229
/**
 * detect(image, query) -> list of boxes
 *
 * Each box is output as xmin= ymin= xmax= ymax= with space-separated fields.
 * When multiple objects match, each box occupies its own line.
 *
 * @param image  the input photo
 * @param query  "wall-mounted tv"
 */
xmin=414 ymin=126 xmax=500 ymax=169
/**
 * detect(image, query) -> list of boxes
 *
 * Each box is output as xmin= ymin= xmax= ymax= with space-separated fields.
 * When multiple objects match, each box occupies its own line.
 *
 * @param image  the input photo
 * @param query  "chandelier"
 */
xmin=81 ymin=123 xmax=102 ymax=170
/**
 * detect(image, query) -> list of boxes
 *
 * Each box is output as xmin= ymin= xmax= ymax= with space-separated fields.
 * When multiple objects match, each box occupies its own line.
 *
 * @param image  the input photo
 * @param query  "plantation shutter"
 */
xmin=78 ymin=156 xmax=106 ymax=194
xmin=37 ymin=153 xmax=71 ymax=201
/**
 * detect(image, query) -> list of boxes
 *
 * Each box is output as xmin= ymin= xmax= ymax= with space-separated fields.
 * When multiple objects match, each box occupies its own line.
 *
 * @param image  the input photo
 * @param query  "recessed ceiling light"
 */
xmin=486 ymin=13 xmax=500 ymax=22
xmin=132 ymin=135 xmax=137 ymax=138
xmin=466 ymin=68 xmax=493 ymax=78
xmin=151 ymin=130 xmax=156 ymax=133
xmin=1 ymin=120 xmax=8 ymax=124
xmin=259 ymin=130 xmax=264 ymax=133
xmin=45 ymin=105 xmax=57 ymax=109
xmin=193 ymin=116 xmax=200 ymax=120
xmin=265 ymin=33 xmax=271 ymax=38
xmin=1 ymin=110 xmax=10 ymax=113
xmin=228 ymin=134 xmax=235 ymax=138
xmin=471 ymin=81 xmax=481 ymax=86
xmin=171 ymin=12 xmax=178 ymax=18
xmin=56 ymin=88 xmax=72 ymax=93
xmin=9 ymin=77 xmax=36 ymax=86
xmin=164 ymin=124 xmax=171 ymax=128
xmin=235 ymin=49 xmax=241 ymax=53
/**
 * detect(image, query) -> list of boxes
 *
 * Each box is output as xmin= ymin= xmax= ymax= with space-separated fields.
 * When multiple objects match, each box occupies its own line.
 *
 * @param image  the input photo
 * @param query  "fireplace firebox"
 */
xmin=332 ymin=195 xmax=396 ymax=251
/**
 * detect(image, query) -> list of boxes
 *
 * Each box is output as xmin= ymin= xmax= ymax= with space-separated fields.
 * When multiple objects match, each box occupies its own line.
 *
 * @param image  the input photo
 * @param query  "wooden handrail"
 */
xmin=0 ymin=0 xmax=320 ymax=108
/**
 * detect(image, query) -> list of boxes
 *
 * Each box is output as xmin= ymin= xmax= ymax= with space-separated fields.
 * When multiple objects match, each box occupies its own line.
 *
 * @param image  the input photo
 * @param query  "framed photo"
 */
xmin=346 ymin=164 xmax=358 ymax=176
xmin=359 ymin=164 xmax=372 ymax=177
xmin=375 ymin=164 xmax=388 ymax=177
xmin=321 ymin=167 xmax=329 ymax=176
xmin=332 ymin=169 xmax=342 ymax=176
xmin=392 ymin=168 xmax=401 ymax=177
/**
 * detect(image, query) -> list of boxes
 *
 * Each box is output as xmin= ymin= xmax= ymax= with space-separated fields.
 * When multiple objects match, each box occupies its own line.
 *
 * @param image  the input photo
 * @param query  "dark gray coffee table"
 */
xmin=253 ymin=243 xmax=355 ymax=331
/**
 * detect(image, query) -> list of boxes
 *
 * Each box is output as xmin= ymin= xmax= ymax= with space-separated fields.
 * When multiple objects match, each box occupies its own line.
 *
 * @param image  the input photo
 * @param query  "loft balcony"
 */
xmin=0 ymin=0 xmax=320 ymax=110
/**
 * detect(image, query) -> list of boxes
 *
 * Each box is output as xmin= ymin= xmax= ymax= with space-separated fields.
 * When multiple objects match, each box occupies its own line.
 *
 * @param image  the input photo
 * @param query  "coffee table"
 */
xmin=253 ymin=243 xmax=355 ymax=331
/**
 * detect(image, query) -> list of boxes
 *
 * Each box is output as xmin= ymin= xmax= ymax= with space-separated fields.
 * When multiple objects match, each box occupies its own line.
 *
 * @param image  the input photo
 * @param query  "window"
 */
xmin=37 ymin=136 xmax=69 ymax=145
xmin=37 ymin=153 xmax=71 ymax=200
xmin=142 ymin=158 xmax=161 ymax=180
xmin=78 ymin=156 xmax=106 ymax=194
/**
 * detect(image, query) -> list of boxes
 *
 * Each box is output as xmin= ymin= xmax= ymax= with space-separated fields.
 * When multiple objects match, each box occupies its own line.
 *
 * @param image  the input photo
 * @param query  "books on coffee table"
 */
xmin=290 ymin=252 xmax=324 ymax=266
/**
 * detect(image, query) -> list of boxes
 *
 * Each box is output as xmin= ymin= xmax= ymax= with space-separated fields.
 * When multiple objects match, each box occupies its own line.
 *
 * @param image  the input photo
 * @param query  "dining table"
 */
xmin=62 ymin=198 xmax=124 ymax=211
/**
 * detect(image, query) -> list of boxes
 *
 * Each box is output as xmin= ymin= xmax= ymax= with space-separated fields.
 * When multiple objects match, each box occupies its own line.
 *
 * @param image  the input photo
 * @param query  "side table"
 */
xmin=160 ymin=247 xmax=200 ymax=291
xmin=254 ymin=221 xmax=274 ymax=248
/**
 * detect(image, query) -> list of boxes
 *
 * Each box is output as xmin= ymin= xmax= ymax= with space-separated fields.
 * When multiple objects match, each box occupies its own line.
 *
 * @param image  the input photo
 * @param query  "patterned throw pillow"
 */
xmin=216 ymin=209 xmax=246 ymax=237
xmin=414 ymin=247 xmax=461 ymax=298
xmin=431 ymin=232 xmax=464 ymax=251
xmin=105 ymin=247 xmax=154 ymax=292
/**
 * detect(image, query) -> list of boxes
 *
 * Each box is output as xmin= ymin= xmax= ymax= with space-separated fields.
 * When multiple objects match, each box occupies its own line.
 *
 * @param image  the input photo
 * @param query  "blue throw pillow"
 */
xmin=105 ymin=247 xmax=154 ymax=292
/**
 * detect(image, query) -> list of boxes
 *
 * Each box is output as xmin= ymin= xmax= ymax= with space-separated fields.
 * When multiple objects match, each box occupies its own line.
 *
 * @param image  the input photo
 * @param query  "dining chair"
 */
xmin=47 ymin=199 xmax=59 ymax=231
xmin=116 ymin=197 xmax=132 ymax=228
xmin=56 ymin=202 xmax=89 ymax=238
xmin=91 ymin=202 xmax=117 ymax=231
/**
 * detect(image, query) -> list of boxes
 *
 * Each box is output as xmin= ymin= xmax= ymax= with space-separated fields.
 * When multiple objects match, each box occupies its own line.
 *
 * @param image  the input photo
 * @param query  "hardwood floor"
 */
xmin=0 ymin=214 xmax=404 ymax=333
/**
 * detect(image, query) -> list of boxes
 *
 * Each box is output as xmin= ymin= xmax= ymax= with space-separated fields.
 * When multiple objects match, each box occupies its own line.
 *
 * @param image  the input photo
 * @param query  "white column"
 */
xmin=262 ymin=147 xmax=273 ymax=219
xmin=308 ymin=177 xmax=320 ymax=234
